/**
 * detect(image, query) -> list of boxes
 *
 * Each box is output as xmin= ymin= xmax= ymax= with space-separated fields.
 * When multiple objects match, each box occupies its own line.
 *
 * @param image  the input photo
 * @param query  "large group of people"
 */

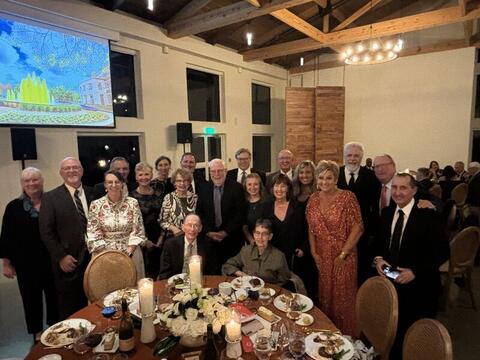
xmin=1 ymin=142 xmax=477 ymax=358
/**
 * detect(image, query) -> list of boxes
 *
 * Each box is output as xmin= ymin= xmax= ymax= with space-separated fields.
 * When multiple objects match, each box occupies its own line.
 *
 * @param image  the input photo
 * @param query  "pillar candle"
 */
xmin=138 ymin=278 xmax=154 ymax=315
xmin=188 ymin=255 xmax=202 ymax=287
xmin=226 ymin=319 xmax=241 ymax=341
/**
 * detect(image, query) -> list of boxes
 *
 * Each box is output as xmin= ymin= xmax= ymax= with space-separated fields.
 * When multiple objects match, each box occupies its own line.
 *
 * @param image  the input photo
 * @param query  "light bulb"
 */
xmin=384 ymin=41 xmax=393 ymax=50
xmin=397 ymin=39 xmax=404 ymax=49
xmin=376 ymin=53 xmax=384 ymax=61
xmin=346 ymin=47 xmax=353 ymax=56
xmin=356 ymin=43 xmax=364 ymax=53
xmin=341 ymin=52 xmax=348 ymax=60
xmin=388 ymin=51 xmax=395 ymax=58
xmin=363 ymin=54 xmax=371 ymax=63
xmin=352 ymin=55 xmax=359 ymax=63
xmin=371 ymin=41 xmax=380 ymax=51
xmin=393 ymin=44 xmax=400 ymax=52
xmin=246 ymin=32 xmax=253 ymax=46
xmin=300 ymin=57 xmax=304 ymax=66
xmin=147 ymin=0 xmax=154 ymax=11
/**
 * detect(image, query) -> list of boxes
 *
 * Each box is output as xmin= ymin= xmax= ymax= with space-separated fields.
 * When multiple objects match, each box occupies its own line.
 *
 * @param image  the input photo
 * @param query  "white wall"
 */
xmin=0 ymin=0 xmax=287 ymax=212
xmin=289 ymin=47 xmax=476 ymax=171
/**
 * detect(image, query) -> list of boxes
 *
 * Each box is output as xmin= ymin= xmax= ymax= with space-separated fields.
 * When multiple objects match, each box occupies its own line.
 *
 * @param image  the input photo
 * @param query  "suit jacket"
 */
xmin=158 ymin=234 xmax=211 ymax=279
xmin=337 ymin=166 xmax=380 ymax=235
xmin=39 ymin=184 xmax=95 ymax=265
xmin=226 ymin=168 xmax=266 ymax=186
xmin=467 ymin=172 xmax=480 ymax=206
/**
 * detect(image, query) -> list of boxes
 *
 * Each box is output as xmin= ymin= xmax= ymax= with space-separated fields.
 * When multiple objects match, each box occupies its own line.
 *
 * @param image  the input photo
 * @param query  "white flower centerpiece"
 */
xmin=159 ymin=284 xmax=231 ymax=347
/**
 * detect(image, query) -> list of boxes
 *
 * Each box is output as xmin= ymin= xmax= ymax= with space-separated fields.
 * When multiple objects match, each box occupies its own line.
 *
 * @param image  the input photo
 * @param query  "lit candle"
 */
xmin=226 ymin=319 xmax=241 ymax=341
xmin=188 ymin=255 xmax=202 ymax=287
xmin=138 ymin=278 xmax=154 ymax=315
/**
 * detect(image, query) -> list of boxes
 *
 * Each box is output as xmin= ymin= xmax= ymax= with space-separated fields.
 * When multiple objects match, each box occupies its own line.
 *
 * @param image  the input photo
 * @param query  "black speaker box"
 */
xmin=11 ymin=128 xmax=37 ymax=160
xmin=176 ymin=123 xmax=192 ymax=144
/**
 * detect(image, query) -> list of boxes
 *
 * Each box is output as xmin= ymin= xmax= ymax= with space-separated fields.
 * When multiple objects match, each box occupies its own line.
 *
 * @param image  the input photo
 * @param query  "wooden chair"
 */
xmin=356 ymin=276 xmax=399 ymax=360
xmin=445 ymin=203 xmax=458 ymax=242
xmin=83 ymin=250 xmax=137 ymax=303
xmin=429 ymin=184 xmax=442 ymax=199
xmin=440 ymin=226 xmax=480 ymax=309
xmin=402 ymin=319 xmax=453 ymax=360
xmin=451 ymin=183 xmax=468 ymax=223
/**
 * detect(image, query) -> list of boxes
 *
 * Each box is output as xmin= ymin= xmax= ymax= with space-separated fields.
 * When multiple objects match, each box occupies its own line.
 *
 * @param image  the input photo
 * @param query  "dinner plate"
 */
xmin=305 ymin=331 xmax=354 ymax=360
xmin=38 ymin=355 xmax=62 ymax=360
xmin=273 ymin=293 xmax=313 ymax=313
xmin=230 ymin=275 xmax=265 ymax=291
xmin=167 ymin=273 xmax=189 ymax=289
xmin=295 ymin=313 xmax=314 ymax=326
xmin=128 ymin=301 xmax=161 ymax=325
xmin=103 ymin=288 xmax=139 ymax=307
xmin=41 ymin=319 xmax=93 ymax=347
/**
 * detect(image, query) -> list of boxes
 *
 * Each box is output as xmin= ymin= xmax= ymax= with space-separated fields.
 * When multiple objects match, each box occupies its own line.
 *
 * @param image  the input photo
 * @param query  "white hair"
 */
xmin=21 ymin=167 xmax=42 ymax=180
xmin=208 ymin=158 xmax=226 ymax=168
xmin=344 ymin=142 xmax=364 ymax=156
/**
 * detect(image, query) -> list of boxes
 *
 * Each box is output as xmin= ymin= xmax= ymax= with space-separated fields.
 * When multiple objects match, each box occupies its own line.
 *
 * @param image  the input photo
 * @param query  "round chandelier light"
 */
xmin=341 ymin=37 xmax=404 ymax=65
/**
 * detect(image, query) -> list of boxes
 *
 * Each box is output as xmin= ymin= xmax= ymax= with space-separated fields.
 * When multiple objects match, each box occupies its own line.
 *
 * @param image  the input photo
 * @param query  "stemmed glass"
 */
xmin=101 ymin=306 xmax=116 ymax=331
xmin=288 ymin=331 xmax=306 ymax=359
xmin=254 ymin=335 xmax=273 ymax=359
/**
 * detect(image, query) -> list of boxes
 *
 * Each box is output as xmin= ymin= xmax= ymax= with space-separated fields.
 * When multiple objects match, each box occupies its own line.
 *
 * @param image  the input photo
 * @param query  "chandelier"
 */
xmin=341 ymin=37 xmax=404 ymax=65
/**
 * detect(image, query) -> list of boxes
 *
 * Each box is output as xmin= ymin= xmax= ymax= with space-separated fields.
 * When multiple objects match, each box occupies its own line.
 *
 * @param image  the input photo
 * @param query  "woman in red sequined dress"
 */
xmin=306 ymin=160 xmax=363 ymax=335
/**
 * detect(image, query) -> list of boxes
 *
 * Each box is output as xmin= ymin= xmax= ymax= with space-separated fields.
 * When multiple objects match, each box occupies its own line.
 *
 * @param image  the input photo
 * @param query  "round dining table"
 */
xmin=26 ymin=275 xmax=338 ymax=359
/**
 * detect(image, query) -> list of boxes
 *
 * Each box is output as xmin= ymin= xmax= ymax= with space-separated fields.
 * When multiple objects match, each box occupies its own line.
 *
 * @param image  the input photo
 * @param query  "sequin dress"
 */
xmin=306 ymin=190 xmax=363 ymax=335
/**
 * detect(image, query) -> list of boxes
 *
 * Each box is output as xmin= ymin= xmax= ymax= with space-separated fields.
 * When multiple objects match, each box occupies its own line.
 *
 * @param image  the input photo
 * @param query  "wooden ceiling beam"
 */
xmin=243 ymin=5 xmax=480 ymax=61
xmin=167 ymin=0 xmax=311 ymax=39
xmin=333 ymin=0 xmax=383 ymax=31
xmin=270 ymin=9 xmax=327 ymax=42
xmin=166 ymin=0 xmax=214 ymax=25
xmin=459 ymin=0 xmax=467 ymax=16
xmin=288 ymin=38 xmax=468 ymax=73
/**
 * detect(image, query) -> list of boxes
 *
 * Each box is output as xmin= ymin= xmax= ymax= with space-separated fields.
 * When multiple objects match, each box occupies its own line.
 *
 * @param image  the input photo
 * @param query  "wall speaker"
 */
xmin=11 ymin=128 xmax=37 ymax=161
xmin=176 ymin=123 xmax=192 ymax=144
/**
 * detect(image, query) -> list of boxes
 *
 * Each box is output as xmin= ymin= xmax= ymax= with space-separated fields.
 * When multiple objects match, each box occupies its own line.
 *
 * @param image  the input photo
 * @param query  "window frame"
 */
xmin=251 ymin=81 xmax=272 ymax=125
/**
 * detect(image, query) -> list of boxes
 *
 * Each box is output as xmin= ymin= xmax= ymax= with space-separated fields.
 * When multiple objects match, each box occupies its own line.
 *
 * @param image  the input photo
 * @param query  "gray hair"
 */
xmin=21 ymin=167 xmax=42 ymax=180
xmin=208 ymin=158 xmax=226 ymax=168
xmin=344 ymin=142 xmax=364 ymax=156
xmin=171 ymin=168 xmax=193 ymax=182
xmin=134 ymin=161 xmax=153 ymax=173
xmin=235 ymin=148 xmax=251 ymax=158
xmin=110 ymin=156 xmax=129 ymax=169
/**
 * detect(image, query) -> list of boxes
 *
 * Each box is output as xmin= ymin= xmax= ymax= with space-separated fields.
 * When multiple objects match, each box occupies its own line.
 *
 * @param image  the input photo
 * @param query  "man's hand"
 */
xmin=2 ymin=259 xmax=16 ymax=279
xmin=417 ymin=199 xmax=435 ymax=210
xmin=375 ymin=258 xmax=390 ymax=276
xmin=395 ymin=267 xmax=415 ymax=284
xmin=59 ymin=255 xmax=78 ymax=273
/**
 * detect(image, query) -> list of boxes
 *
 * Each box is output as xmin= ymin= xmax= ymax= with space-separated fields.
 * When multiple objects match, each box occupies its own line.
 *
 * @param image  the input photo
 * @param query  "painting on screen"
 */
xmin=0 ymin=17 xmax=114 ymax=127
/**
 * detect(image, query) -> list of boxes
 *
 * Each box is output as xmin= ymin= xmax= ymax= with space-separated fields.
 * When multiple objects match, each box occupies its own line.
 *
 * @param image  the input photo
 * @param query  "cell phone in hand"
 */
xmin=383 ymin=266 xmax=400 ymax=280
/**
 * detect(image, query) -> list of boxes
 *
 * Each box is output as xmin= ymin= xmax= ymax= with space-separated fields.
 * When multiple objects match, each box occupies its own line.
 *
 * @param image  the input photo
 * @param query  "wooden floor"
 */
xmin=0 ymin=266 xmax=479 ymax=359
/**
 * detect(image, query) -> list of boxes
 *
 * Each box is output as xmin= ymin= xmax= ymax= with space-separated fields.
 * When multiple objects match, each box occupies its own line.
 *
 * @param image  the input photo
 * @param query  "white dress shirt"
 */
xmin=281 ymin=169 xmax=293 ymax=180
xmin=380 ymin=179 xmax=393 ymax=211
xmin=64 ymin=183 xmax=88 ymax=216
xmin=345 ymin=166 xmax=360 ymax=184
xmin=236 ymin=168 xmax=251 ymax=183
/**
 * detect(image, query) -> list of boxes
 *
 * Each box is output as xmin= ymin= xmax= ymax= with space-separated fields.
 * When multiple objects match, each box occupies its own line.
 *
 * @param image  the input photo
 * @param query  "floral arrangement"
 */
xmin=159 ymin=285 xmax=231 ymax=338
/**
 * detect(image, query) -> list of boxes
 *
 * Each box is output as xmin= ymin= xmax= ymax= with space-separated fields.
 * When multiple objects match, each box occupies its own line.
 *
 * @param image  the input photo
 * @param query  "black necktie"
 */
xmin=240 ymin=171 xmax=247 ymax=185
xmin=390 ymin=209 xmax=404 ymax=268
xmin=214 ymin=186 xmax=222 ymax=228
xmin=74 ymin=189 xmax=87 ymax=232
xmin=348 ymin=172 xmax=355 ymax=188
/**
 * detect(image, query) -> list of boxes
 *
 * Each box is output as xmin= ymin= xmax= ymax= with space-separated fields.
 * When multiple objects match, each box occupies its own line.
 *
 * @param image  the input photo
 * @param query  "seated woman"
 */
xmin=86 ymin=170 xmax=147 ymax=280
xmin=222 ymin=219 xmax=290 ymax=286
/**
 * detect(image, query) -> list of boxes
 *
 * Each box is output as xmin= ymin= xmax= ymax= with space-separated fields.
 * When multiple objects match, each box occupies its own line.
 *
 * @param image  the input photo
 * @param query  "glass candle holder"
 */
xmin=138 ymin=278 xmax=154 ymax=315
xmin=188 ymin=255 xmax=202 ymax=288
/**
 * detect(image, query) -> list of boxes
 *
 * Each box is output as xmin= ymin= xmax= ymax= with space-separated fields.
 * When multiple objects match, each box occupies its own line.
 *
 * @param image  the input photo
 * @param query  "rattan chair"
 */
xmin=83 ymin=250 xmax=137 ymax=303
xmin=356 ymin=276 xmax=399 ymax=360
xmin=451 ymin=183 xmax=468 ymax=222
xmin=402 ymin=319 xmax=453 ymax=360
xmin=429 ymin=184 xmax=442 ymax=199
xmin=445 ymin=203 xmax=458 ymax=242
xmin=440 ymin=226 xmax=480 ymax=309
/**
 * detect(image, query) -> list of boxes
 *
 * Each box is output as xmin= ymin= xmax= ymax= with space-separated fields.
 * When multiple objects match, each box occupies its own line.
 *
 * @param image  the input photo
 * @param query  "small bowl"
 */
xmin=295 ymin=313 xmax=314 ymax=326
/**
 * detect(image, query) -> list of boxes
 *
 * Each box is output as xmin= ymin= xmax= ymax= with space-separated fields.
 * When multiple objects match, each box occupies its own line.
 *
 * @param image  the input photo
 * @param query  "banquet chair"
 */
xmin=356 ymin=276 xmax=398 ymax=360
xmin=451 ymin=183 xmax=468 ymax=223
xmin=429 ymin=184 xmax=442 ymax=199
xmin=402 ymin=319 xmax=452 ymax=360
xmin=83 ymin=250 xmax=137 ymax=303
xmin=444 ymin=203 xmax=458 ymax=242
xmin=440 ymin=226 xmax=480 ymax=310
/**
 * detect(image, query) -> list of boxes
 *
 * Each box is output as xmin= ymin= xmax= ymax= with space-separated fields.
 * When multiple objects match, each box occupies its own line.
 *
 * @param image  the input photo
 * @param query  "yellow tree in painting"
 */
xmin=19 ymin=73 xmax=50 ymax=104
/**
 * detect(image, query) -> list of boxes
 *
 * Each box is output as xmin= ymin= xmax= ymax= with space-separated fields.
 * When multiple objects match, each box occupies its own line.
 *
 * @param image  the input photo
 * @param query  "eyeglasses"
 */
xmin=373 ymin=162 xmax=393 ymax=170
xmin=175 ymin=179 xmax=189 ymax=183
xmin=253 ymin=231 xmax=271 ymax=238
xmin=61 ymin=166 xmax=81 ymax=171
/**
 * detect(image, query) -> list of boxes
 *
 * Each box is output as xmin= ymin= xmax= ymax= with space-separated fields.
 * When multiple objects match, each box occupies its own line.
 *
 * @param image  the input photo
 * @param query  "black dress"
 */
xmin=245 ymin=199 xmax=265 ymax=237
xmin=151 ymin=178 xmax=175 ymax=198
xmin=0 ymin=195 xmax=58 ymax=334
xmin=129 ymin=189 xmax=164 ymax=278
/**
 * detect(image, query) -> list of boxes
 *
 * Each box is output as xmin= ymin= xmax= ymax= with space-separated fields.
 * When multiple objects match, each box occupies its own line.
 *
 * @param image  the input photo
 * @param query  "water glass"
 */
xmin=271 ymin=321 xmax=289 ymax=351
xmin=259 ymin=288 xmax=272 ymax=305
xmin=254 ymin=335 xmax=272 ymax=360
xmin=288 ymin=331 xmax=306 ymax=359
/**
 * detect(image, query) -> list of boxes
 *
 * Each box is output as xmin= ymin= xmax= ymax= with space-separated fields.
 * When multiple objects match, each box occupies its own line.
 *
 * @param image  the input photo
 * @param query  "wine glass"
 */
xmin=285 ymin=295 xmax=301 ymax=321
xmin=254 ymin=335 xmax=272 ymax=359
xmin=288 ymin=331 xmax=306 ymax=359
xmin=259 ymin=288 xmax=272 ymax=305
xmin=101 ymin=306 xmax=116 ymax=332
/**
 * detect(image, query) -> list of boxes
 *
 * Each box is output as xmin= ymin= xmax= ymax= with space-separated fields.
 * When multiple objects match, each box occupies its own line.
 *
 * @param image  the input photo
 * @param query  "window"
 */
xmin=187 ymin=68 xmax=220 ymax=122
xmin=191 ymin=134 xmax=225 ymax=180
xmin=476 ymin=74 xmax=480 ymax=118
xmin=252 ymin=83 xmax=271 ymax=124
xmin=253 ymin=135 xmax=271 ymax=172
xmin=111 ymin=51 xmax=137 ymax=117
xmin=78 ymin=135 xmax=140 ymax=186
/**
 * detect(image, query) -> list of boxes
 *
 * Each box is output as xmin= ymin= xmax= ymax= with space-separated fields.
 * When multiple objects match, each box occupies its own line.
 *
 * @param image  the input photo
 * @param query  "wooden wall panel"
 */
xmin=285 ymin=87 xmax=315 ymax=163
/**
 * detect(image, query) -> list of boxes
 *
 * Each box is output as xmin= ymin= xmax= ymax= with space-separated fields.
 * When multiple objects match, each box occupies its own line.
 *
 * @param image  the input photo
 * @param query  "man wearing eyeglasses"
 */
xmin=39 ymin=157 xmax=95 ymax=320
xmin=226 ymin=148 xmax=266 ymax=185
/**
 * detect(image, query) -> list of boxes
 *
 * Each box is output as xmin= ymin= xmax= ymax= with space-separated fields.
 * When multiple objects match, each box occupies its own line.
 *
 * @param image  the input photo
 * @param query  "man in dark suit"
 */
xmin=159 ymin=214 xmax=211 ymax=279
xmin=374 ymin=173 xmax=448 ymax=359
xmin=93 ymin=156 xmax=135 ymax=199
xmin=226 ymin=148 xmax=266 ymax=186
xmin=337 ymin=142 xmax=380 ymax=283
xmin=266 ymin=149 xmax=294 ymax=191
xmin=467 ymin=161 xmax=480 ymax=224
xmin=39 ymin=157 xmax=95 ymax=320
xmin=196 ymin=159 xmax=246 ymax=273
xmin=180 ymin=152 xmax=206 ymax=194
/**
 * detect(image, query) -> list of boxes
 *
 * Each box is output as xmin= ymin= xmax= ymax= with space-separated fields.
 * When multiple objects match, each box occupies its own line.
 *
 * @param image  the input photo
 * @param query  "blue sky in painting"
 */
xmin=0 ymin=17 xmax=110 ymax=92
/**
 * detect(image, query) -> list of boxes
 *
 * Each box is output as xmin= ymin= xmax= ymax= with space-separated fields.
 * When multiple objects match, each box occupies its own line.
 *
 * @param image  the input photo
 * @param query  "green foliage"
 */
xmin=6 ymin=89 xmax=16 ymax=101
xmin=0 ymin=110 xmax=110 ymax=124
xmin=50 ymin=86 xmax=80 ymax=104
xmin=19 ymin=103 xmax=81 ymax=112
xmin=19 ymin=72 xmax=50 ymax=104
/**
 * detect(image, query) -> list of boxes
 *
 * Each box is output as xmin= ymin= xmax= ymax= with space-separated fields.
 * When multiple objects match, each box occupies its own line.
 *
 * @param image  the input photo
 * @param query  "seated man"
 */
xmin=159 ymin=214 xmax=211 ymax=279
xmin=222 ymin=219 xmax=290 ymax=286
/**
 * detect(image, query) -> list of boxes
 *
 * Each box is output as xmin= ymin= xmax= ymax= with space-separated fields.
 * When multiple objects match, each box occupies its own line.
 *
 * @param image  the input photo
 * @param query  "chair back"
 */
xmin=429 ymin=184 xmax=442 ymax=199
xmin=445 ymin=203 xmax=457 ymax=232
xmin=402 ymin=319 xmax=453 ymax=360
xmin=83 ymin=250 xmax=137 ymax=303
xmin=449 ymin=226 xmax=480 ymax=272
xmin=356 ymin=276 xmax=398 ymax=360
xmin=451 ymin=183 xmax=467 ymax=206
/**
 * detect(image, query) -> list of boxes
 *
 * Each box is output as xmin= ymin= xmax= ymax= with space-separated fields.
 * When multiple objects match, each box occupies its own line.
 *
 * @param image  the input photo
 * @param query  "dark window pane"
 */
xmin=192 ymin=136 xmax=205 ymax=163
xmin=78 ymin=135 xmax=140 ymax=186
xmin=476 ymin=75 xmax=480 ymax=118
xmin=187 ymin=68 xmax=220 ymax=122
xmin=472 ymin=131 xmax=480 ymax=161
xmin=477 ymin=48 xmax=480 ymax=63
xmin=111 ymin=51 xmax=137 ymax=117
xmin=252 ymin=83 xmax=271 ymax=125
xmin=208 ymin=137 xmax=222 ymax=161
xmin=253 ymin=135 xmax=271 ymax=172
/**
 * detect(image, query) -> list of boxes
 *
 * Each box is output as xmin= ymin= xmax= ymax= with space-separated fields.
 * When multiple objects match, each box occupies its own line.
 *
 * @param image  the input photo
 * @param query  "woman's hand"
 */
xmin=333 ymin=255 xmax=346 ymax=276
xmin=2 ymin=259 xmax=16 ymax=279
xmin=295 ymin=248 xmax=304 ymax=258
xmin=127 ymin=245 xmax=137 ymax=256
xmin=235 ymin=271 xmax=247 ymax=277
xmin=144 ymin=240 xmax=155 ymax=249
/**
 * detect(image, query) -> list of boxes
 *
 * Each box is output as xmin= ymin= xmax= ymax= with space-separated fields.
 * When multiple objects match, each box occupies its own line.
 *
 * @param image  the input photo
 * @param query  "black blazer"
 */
xmin=158 ymin=234 xmax=211 ymax=279
xmin=467 ymin=172 xmax=480 ymax=206
xmin=338 ymin=166 xmax=380 ymax=235
xmin=226 ymin=168 xmax=266 ymax=186
xmin=39 ymin=184 xmax=95 ymax=265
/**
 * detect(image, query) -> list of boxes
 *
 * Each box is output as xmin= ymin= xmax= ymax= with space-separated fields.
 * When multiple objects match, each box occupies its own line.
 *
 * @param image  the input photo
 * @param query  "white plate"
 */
xmin=295 ymin=313 xmax=314 ymax=326
xmin=93 ymin=332 xmax=119 ymax=353
xmin=128 ymin=301 xmax=161 ymax=325
xmin=41 ymin=319 xmax=93 ymax=347
xmin=167 ymin=273 xmax=189 ymax=289
xmin=38 ymin=355 xmax=62 ymax=360
xmin=305 ymin=331 xmax=354 ymax=360
xmin=234 ymin=289 xmax=249 ymax=302
xmin=103 ymin=288 xmax=139 ymax=307
xmin=273 ymin=293 xmax=313 ymax=313
xmin=230 ymin=276 xmax=265 ymax=291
